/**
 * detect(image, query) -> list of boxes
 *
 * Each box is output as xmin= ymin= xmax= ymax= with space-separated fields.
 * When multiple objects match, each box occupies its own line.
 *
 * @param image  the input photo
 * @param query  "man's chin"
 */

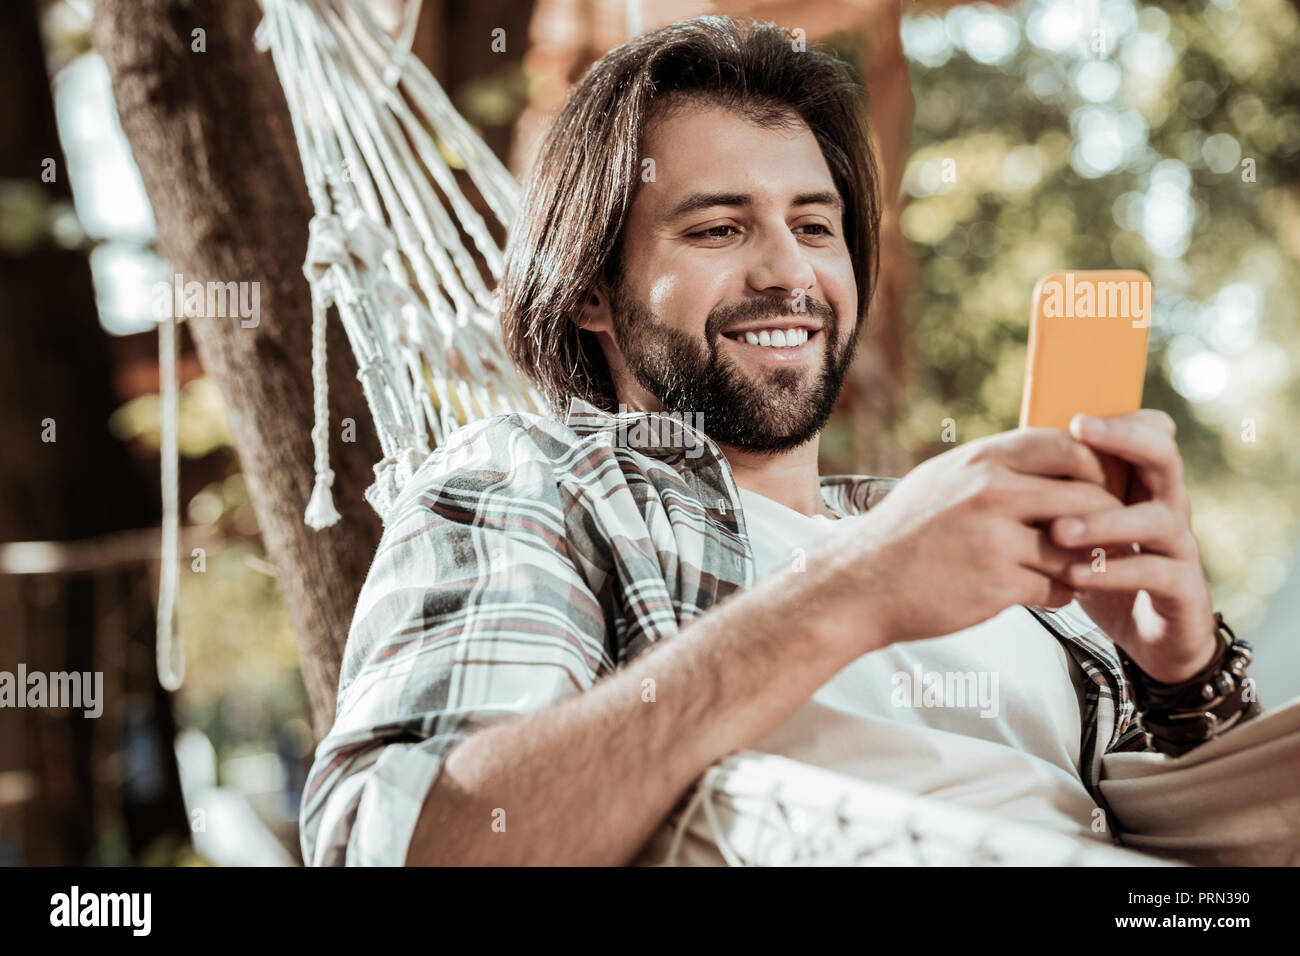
xmin=708 ymin=404 xmax=828 ymax=452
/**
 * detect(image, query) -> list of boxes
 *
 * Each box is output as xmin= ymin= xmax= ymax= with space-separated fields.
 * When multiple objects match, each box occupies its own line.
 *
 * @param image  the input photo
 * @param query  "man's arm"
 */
xmin=299 ymin=417 xmax=1113 ymax=866
xmin=407 ymin=428 xmax=1126 ymax=866
xmin=406 ymin=545 xmax=876 ymax=866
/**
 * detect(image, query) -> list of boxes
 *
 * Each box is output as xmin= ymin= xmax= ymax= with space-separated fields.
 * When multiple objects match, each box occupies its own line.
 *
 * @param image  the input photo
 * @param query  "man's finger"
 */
xmin=1050 ymin=501 xmax=1196 ymax=559
xmin=979 ymin=428 xmax=1109 ymax=486
xmin=1068 ymin=413 xmax=1184 ymax=501
xmin=1023 ymin=572 xmax=1078 ymax=610
xmin=999 ymin=472 xmax=1125 ymax=522
xmin=1063 ymin=552 xmax=1193 ymax=602
xmin=1016 ymin=526 xmax=1085 ymax=578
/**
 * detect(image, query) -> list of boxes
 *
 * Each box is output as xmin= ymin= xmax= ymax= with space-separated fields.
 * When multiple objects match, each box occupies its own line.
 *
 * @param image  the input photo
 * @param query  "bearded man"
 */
xmin=299 ymin=16 xmax=1259 ymax=867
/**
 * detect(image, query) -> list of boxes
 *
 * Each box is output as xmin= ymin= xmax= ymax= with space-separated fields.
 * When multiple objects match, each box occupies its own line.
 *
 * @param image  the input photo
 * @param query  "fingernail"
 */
xmin=1071 ymin=415 xmax=1103 ymax=438
xmin=1059 ymin=518 xmax=1085 ymax=540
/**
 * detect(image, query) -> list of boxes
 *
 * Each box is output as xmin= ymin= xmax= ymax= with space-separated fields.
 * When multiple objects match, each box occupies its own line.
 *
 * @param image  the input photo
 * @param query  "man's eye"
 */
xmin=690 ymin=225 xmax=738 ymax=239
xmin=688 ymin=224 xmax=831 ymax=240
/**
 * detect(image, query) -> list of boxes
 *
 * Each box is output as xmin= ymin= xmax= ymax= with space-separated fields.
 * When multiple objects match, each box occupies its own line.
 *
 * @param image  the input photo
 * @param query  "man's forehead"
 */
xmin=642 ymin=100 xmax=819 ymax=161
xmin=639 ymin=104 xmax=838 ymax=217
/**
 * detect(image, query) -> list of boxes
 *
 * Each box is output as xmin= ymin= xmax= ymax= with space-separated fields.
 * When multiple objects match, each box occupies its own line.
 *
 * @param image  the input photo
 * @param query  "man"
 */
xmin=299 ymin=16 xmax=1259 ymax=866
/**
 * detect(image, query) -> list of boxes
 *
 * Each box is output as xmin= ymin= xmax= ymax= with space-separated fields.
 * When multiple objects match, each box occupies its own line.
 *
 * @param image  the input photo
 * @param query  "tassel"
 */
xmin=305 ymin=293 xmax=340 ymax=531
xmin=305 ymin=469 xmax=341 ymax=530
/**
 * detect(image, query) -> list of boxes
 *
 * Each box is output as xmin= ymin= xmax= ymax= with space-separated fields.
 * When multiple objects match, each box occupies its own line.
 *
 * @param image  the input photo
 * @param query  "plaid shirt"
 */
xmin=300 ymin=396 xmax=1148 ymax=866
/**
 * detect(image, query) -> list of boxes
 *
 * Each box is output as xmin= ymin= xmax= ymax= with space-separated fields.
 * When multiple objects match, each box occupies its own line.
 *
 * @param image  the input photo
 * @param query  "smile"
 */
xmin=721 ymin=326 xmax=821 ymax=360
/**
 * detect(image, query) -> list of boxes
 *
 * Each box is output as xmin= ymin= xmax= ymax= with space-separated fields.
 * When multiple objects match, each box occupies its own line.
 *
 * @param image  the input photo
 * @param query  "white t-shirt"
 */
xmin=738 ymin=486 xmax=1111 ymax=844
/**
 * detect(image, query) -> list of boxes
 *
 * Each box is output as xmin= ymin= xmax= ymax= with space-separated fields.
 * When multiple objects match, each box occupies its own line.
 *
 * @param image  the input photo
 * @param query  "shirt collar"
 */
xmin=562 ymin=396 xmax=897 ymax=519
xmin=564 ymin=396 xmax=714 ymax=457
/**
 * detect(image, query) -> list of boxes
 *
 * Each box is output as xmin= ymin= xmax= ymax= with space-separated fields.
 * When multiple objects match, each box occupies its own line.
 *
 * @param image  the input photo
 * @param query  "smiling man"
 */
xmin=299 ymin=16 xmax=1260 ymax=867
xmin=578 ymin=102 xmax=857 ymax=512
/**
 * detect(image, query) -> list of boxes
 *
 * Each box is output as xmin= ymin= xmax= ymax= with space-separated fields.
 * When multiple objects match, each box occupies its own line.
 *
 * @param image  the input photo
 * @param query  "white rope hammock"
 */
xmin=637 ymin=750 xmax=1178 ymax=867
xmin=256 ymin=0 xmax=545 ymax=528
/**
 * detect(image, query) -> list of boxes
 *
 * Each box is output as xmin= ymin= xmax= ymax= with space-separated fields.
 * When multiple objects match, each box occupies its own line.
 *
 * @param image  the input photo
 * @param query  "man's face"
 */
xmin=596 ymin=101 xmax=862 ymax=453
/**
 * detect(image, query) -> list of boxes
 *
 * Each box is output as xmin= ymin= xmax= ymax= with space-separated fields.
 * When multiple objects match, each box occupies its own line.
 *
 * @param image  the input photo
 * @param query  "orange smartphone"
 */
xmin=1019 ymin=269 xmax=1152 ymax=502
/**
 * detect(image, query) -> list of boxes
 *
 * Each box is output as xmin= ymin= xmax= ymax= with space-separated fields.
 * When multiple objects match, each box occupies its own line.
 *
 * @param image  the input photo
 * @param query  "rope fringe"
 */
xmin=257 ymin=0 xmax=545 ymax=528
xmin=305 ymin=295 xmax=341 ymax=530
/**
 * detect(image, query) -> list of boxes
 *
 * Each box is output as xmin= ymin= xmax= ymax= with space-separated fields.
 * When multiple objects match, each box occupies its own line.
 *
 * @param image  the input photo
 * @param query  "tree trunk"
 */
xmin=91 ymin=0 xmax=386 ymax=737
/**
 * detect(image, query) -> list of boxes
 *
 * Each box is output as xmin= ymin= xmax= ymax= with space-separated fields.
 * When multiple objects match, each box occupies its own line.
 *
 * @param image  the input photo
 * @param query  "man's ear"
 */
xmin=575 ymin=283 xmax=614 ymax=335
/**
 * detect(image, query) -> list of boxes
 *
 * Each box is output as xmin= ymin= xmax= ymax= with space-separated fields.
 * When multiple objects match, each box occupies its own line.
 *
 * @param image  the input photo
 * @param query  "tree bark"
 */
xmin=91 ymin=0 xmax=386 ymax=737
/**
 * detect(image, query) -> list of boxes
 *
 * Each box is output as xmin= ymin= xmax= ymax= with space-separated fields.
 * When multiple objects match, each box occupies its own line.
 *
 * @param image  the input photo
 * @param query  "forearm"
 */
xmin=405 ymin=555 xmax=880 ymax=866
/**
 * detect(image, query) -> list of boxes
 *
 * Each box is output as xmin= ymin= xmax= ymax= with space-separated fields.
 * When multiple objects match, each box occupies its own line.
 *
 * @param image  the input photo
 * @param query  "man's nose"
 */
xmin=746 ymin=226 xmax=816 ymax=300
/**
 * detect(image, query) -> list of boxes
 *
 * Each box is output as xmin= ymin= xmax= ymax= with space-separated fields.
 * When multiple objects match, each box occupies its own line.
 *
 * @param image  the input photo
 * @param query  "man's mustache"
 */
xmin=707 ymin=295 xmax=836 ymax=337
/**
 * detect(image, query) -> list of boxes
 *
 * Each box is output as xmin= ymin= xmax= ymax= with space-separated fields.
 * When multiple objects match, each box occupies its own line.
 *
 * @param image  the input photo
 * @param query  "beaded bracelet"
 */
xmin=1117 ymin=613 xmax=1260 ymax=757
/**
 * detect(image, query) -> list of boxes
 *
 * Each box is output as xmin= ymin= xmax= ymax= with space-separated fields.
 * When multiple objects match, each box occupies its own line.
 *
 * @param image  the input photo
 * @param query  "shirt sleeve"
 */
xmin=299 ymin=416 xmax=613 ymax=866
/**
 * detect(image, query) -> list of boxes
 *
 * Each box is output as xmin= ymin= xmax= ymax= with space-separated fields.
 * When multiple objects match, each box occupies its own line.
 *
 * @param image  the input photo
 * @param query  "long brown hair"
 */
xmin=499 ymin=15 xmax=883 ymax=416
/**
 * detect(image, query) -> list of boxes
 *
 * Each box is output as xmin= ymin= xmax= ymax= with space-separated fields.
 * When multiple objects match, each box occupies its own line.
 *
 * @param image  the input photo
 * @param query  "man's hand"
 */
xmin=1049 ymin=410 xmax=1218 ymax=684
xmin=823 ymin=427 xmax=1123 ymax=648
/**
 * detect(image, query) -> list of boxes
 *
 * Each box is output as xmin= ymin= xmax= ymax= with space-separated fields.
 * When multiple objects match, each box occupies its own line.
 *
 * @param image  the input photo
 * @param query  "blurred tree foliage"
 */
xmin=815 ymin=0 xmax=1299 ymax=633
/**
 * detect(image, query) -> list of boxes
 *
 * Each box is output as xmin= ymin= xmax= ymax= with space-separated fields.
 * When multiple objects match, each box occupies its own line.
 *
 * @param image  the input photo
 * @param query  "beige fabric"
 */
xmin=636 ymin=689 xmax=1300 ymax=867
xmin=1100 ymin=695 xmax=1300 ymax=866
xmin=640 ymin=693 xmax=1300 ymax=867
xmin=637 ymin=702 xmax=1300 ymax=866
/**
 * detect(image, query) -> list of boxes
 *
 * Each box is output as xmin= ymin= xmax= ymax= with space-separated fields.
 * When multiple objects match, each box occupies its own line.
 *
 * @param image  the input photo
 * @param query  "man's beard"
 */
xmin=607 ymin=282 xmax=862 ymax=453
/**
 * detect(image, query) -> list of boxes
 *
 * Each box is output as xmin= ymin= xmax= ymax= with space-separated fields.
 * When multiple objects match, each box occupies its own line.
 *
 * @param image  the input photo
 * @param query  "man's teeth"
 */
xmin=739 ymin=328 xmax=809 ymax=348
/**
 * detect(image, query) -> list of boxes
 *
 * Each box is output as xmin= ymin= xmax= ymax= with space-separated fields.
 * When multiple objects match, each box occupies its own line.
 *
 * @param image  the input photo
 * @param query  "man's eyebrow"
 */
xmin=664 ymin=190 xmax=843 ymax=221
xmin=792 ymin=190 xmax=844 ymax=212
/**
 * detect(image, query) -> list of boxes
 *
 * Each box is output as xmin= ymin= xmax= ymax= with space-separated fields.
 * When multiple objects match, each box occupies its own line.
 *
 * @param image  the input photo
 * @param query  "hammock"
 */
xmin=638 ymin=695 xmax=1300 ymax=867
xmin=254 ymin=0 xmax=546 ymax=528
xmin=635 ymin=750 xmax=1176 ymax=867
xmin=155 ymin=0 xmax=546 ymax=688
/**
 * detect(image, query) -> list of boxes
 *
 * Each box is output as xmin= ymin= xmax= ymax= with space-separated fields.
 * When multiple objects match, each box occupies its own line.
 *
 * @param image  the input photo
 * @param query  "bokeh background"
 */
xmin=1 ymin=0 xmax=1296 ymax=865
